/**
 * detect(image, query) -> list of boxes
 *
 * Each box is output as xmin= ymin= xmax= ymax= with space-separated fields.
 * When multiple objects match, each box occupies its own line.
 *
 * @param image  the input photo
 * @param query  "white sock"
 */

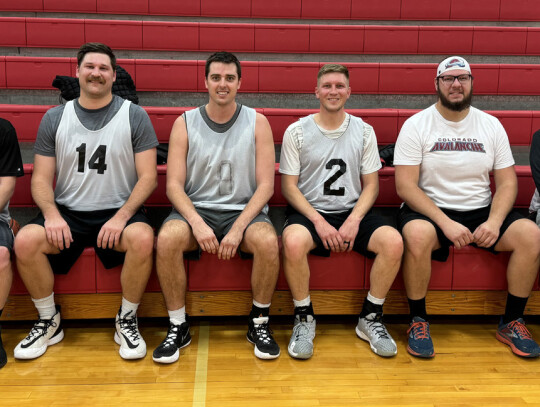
xmin=367 ymin=291 xmax=385 ymax=306
xmin=32 ymin=293 xmax=56 ymax=319
xmin=293 ymin=296 xmax=311 ymax=308
xmin=253 ymin=299 xmax=271 ymax=309
xmin=120 ymin=297 xmax=139 ymax=318
xmin=168 ymin=306 xmax=186 ymax=325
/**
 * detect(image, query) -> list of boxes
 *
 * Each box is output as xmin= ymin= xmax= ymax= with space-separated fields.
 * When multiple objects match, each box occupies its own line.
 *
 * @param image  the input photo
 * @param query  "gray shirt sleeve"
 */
xmin=129 ymin=103 xmax=159 ymax=153
xmin=34 ymin=105 xmax=65 ymax=157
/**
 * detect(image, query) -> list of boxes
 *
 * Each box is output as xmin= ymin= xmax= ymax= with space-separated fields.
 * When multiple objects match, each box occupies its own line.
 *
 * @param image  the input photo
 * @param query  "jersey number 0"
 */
xmin=76 ymin=143 xmax=107 ymax=174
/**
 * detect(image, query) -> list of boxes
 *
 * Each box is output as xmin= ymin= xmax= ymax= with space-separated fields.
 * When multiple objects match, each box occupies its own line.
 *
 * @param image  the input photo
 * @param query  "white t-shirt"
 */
xmin=394 ymin=105 xmax=514 ymax=211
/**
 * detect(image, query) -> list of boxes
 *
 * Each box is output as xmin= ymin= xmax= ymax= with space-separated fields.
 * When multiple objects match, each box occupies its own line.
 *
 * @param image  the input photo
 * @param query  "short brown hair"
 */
xmin=77 ymin=42 xmax=117 ymax=72
xmin=317 ymin=64 xmax=349 ymax=85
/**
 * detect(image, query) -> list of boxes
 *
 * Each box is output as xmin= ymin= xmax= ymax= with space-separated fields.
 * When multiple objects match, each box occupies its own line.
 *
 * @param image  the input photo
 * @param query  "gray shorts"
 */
xmin=163 ymin=207 xmax=273 ymax=259
xmin=0 ymin=220 xmax=14 ymax=253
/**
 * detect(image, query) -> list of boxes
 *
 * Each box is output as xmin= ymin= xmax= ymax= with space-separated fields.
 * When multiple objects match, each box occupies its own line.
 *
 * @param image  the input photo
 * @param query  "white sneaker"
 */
xmin=114 ymin=308 xmax=146 ymax=360
xmin=14 ymin=306 xmax=64 ymax=360
xmin=288 ymin=314 xmax=316 ymax=359
xmin=356 ymin=312 xmax=397 ymax=357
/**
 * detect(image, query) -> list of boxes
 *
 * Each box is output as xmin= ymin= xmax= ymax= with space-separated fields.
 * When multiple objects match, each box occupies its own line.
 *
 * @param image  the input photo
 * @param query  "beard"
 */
xmin=437 ymin=84 xmax=473 ymax=112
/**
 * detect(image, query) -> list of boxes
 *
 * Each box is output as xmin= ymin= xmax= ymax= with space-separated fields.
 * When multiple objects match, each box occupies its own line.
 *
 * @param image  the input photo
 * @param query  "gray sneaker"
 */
xmin=288 ymin=314 xmax=316 ymax=359
xmin=356 ymin=312 xmax=397 ymax=357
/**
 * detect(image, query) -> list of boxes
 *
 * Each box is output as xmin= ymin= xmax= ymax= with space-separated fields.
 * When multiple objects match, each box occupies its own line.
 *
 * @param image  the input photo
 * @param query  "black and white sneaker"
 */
xmin=0 ymin=331 xmax=6 ymax=368
xmin=247 ymin=316 xmax=280 ymax=360
xmin=114 ymin=308 xmax=146 ymax=360
xmin=14 ymin=305 xmax=64 ymax=360
xmin=153 ymin=321 xmax=191 ymax=364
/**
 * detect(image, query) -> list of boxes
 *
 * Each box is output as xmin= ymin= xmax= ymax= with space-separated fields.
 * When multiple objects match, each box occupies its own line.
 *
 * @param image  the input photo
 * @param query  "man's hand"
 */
xmin=192 ymin=222 xmax=219 ymax=255
xmin=338 ymin=217 xmax=360 ymax=252
xmin=314 ymin=218 xmax=343 ymax=252
xmin=218 ymin=227 xmax=243 ymax=260
xmin=97 ymin=215 xmax=127 ymax=249
xmin=44 ymin=214 xmax=73 ymax=250
xmin=440 ymin=219 xmax=473 ymax=249
xmin=473 ymin=221 xmax=500 ymax=248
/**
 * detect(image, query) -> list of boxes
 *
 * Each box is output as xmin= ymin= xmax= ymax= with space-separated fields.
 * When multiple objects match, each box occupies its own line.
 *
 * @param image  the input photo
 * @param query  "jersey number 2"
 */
xmin=324 ymin=159 xmax=346 ymax=196
xmin=76 ymin=143 xmax=107 ymax=174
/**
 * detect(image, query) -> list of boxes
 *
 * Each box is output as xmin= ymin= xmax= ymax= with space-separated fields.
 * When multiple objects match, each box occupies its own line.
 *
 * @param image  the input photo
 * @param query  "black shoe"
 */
xmin=247 ymin=316 xmax=280 ymax=360
xmin=0 ymin=332 xmax=6 ymax=368
xmin=153 ymin=321 xmax=191 ymax=364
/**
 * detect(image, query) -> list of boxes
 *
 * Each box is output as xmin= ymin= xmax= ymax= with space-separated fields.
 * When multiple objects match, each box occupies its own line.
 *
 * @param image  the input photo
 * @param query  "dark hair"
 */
xmin=205 ymin=51 xmax=241 ymax=79
xmin=77 ymin=42 xmax=117 ymax=72
xmin=317 ymin=64 xmax=349 ymax=85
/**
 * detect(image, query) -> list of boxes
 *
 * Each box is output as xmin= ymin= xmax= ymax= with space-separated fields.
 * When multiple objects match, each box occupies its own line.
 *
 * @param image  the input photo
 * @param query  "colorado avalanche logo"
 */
xmin=445 ymin=58 xmax=466 ymax=70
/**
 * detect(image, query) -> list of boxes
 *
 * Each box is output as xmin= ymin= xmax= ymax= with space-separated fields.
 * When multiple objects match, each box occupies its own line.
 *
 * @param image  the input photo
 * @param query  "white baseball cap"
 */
xmin=437 ymin=56 xmax=471 ymax=76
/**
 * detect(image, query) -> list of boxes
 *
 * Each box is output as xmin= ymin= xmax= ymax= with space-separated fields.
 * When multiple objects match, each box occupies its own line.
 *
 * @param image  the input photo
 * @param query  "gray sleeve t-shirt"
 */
xmin=34 ymin=95 xmax=158 ymax=157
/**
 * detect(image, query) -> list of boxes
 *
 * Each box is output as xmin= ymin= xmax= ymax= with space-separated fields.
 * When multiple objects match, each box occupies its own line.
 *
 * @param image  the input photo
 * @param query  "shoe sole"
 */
xmin=14 ymin=329 xmax=65 ymax=360
xmin=406 ymin=345 xmax=435 ymax=358
xmin=287 ymin=344 xmax=313 ymax=360
xmin=355 ymin=326 xmax=397 ymax=357
xmin=114 ymin=332 xmax=147 ymax=360
xmin=246 ymin=335 xmax=280 ymax=360
xmin=496 ymin=331 xmax=540 ymax=358
xmin=152 ymin=338 xmax=192 ymax=364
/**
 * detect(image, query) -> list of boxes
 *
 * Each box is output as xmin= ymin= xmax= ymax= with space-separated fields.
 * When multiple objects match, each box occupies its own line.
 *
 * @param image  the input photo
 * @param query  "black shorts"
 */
xmin=397 ymin=203 xmax=524 ymax=262
xmin=29 ymin=205 xmax=151 ymax=275
xmin=283 ymin=206 xmax=390 ymax=258
xmin=0 ymin=220 xmax=14 ymax=253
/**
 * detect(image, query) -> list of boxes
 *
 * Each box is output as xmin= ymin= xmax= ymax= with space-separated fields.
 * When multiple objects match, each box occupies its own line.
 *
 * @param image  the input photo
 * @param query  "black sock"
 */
xmin=294 ymin=303 xmax=314 ymax=317
xmin=359 ymin=297 xmax=383 ymax=318
xmin=503 ymin=293 xmax=529 ymax=324
xmin=249 ymin=305 xmax=269 ymax=319
xmin=408 ymin=297 xmax=427 ymax=321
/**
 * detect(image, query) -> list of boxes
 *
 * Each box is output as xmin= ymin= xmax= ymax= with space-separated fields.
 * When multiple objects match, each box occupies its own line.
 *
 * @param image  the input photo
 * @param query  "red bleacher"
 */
xmin=2 ymin=0 xmax=540 ymax=21
xmin=3 ymin=17 xmax=540 ymax=56
xmin=4 ymin=57 xmax=540 ymax=96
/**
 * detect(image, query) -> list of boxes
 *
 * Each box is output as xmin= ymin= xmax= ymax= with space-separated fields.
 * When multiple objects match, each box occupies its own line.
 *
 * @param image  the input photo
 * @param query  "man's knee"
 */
xmin=370 ymin=226 xmax=403 ymax=261
xmin=244 ymin=222 xmax=279 ymax=258
xmin=402 ymin=220 xmax=438 ymax=255
xmin=156 ymin=220 xmax=193 ymax=255
xmin=122 ymin=222 xmax=154 ymax=257
xmin=499 ymin=219 xmax=540 ymax=255
xmin=0 ymin=246 xmax=10 ymax=271
xmin=14 ymin=224 xmax=48 ymax=258
xmin=282 ymin=225 xmax=313 ymax=263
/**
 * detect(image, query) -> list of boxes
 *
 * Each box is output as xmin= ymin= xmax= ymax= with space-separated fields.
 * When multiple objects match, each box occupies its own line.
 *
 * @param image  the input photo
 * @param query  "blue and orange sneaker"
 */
xmin=496 ymin=318 xmax=540 ymax=358
xmin=407 ymin=317 xmax=435 ymax=358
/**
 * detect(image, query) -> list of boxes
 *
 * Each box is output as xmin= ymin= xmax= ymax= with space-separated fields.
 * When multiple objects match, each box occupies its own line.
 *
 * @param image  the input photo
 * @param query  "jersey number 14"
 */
xmin=76 ymin=143 xmax=107 ymax=174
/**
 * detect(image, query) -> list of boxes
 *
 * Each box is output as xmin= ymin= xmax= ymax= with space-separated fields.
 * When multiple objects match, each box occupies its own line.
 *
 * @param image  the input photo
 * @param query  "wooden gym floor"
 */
xmin=1 ymin=316 xmax=540 ymax=407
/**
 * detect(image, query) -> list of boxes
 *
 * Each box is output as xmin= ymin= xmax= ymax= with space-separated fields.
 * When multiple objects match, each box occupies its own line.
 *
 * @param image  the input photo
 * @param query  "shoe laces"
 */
xmin=253 ymin=320 xmax=274 ymax=345
xmin=365 ymin=314 xmax=390 ymax=339
xmin=293 ymin=316 xmax=315 ymax=340
xmin=162 ymin=324 xmax=181 ymax=348
xmin=26 ymin=317 xmax=57 ymax=341
xmin=408 ymin=320 xmax=430 ymax=340
xmin=118 ymin=311 xmax=140 ymax=342
xmin=507 ymin=320 xmax=533 ymax=340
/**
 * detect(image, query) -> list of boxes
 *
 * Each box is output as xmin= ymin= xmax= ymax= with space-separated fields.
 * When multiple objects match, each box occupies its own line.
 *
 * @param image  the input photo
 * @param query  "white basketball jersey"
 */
xmin=54 ymin=100 xmax=136 ymax=210
xmin=298 ymin=114 xmax=366 ymax=213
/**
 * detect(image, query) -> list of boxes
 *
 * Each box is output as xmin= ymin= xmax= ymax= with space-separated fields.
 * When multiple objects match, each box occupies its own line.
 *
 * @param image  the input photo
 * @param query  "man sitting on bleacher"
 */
xmin=152 ymin=51 xmax=280 ymax=363
xmin=395 ymin=56 xmax=540 ymax=358
xmin=0 ymin=118 xmax=24 ymax=368
xmin=530 ymin=129 xmax=540 ymax=227
xmin=13 ymin=42 xmax=158 ymax=361
xmin=280 ymin=64 xmax=403 ymax=359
